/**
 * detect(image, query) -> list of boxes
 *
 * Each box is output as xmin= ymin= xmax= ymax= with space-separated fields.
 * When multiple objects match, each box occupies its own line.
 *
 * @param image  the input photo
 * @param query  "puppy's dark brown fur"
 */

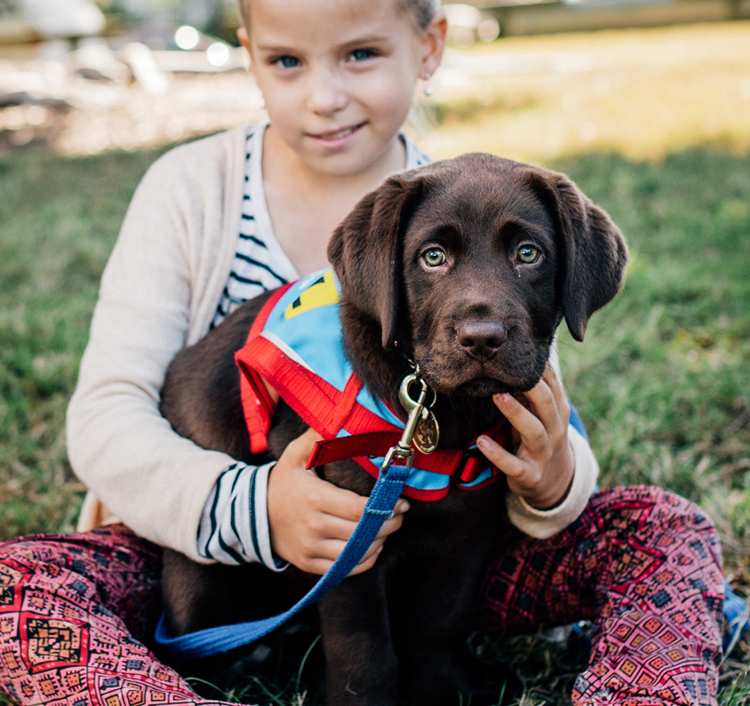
xmin=159 ymin=153 xmax=628 ymax=706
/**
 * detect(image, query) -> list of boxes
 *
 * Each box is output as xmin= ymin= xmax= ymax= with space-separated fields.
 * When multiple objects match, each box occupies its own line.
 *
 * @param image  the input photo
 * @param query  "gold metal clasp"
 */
xmin=379 ymin=371 xmax=441 ymax=478
xmin=399 ymin=373 xmax=440 ymax=455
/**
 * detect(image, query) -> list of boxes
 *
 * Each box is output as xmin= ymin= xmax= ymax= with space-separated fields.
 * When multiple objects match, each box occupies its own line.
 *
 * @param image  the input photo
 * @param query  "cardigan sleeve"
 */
xmin=67 ymin=142 xmax=241 ymax=563
xmin=505 ymin=425 xmax=598 ymax=539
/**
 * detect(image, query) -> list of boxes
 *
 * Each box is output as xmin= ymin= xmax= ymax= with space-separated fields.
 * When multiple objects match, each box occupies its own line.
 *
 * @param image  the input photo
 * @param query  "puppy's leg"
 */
xmin=396 ymin=547 xmax=502 ymax=706
xmin=162 ymin=548 xmax=234 ymax=635
xmin=318 ymin=567 xmax=399 ymax=706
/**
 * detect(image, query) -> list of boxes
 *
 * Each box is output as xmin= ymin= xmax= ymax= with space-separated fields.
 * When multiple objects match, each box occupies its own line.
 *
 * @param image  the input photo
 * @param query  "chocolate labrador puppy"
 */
xmin=159 ymin=153 xmax=628 ymax=706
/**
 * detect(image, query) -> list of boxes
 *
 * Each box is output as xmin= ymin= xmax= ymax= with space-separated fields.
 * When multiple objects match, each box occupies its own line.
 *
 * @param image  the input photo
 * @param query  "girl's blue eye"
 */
xmin=275 ymin=55 xmax=300 ymax=69
xmin=350 ymin=48 xmax=375 ymax=62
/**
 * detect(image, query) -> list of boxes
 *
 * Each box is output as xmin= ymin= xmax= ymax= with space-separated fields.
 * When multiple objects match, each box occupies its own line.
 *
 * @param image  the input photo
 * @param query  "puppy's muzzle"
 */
xmin=457 ymin=320 xmax=507 ymax=361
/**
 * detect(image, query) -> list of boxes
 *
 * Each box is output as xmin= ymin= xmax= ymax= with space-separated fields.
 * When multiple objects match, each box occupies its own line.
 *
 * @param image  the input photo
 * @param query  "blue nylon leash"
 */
xmin=154 ymin=461 xmax=410 ymax=660
xmin=155 ymin=372 xmax=432 ymax=661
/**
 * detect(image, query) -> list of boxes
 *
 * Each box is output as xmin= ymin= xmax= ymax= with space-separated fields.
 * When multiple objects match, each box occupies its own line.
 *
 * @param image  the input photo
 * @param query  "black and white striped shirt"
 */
xmin=197 ymin=123 xmax=431 ymax=567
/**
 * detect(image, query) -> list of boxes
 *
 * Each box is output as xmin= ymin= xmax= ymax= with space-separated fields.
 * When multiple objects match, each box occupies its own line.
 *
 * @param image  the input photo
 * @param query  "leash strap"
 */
xmin=154 ymin=461 xmax=410 ymax=661
xmin=156 ymin=371 xmax=430 ymax=661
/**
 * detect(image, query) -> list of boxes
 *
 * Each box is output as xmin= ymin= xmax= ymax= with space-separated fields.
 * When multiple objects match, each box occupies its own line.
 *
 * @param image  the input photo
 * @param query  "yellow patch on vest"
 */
xmin=284 ymin=270 xmax=340 ymax=319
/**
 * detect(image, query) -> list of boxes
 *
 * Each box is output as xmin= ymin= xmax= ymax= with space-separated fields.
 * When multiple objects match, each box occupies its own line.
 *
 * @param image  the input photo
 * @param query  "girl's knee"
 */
xmin=590 ymin=486 xmax=719 ymax=543
xmin=586 ymin=486 xmax=723 ymax=595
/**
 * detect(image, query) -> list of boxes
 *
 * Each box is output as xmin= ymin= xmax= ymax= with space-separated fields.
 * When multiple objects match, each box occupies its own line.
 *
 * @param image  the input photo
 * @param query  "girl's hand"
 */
xmin=267 ymin=428 xmax=410 ymax=575
xmin=477 ymin=364 xmax=574 ymax=510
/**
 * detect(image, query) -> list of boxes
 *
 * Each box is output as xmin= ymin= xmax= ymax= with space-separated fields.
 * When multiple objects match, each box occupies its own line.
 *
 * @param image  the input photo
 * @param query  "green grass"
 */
xmin=0 ymin=145 xmax=169 ymax=540
xmin=420 ymin=22 xmax=750 ymax=164
xmin=553 ymin=150 xmax=750 ymax=561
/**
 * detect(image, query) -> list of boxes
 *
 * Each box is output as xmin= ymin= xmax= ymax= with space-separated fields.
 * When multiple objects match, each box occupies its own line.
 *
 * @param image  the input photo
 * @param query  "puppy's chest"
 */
xmin=266 ymin=399 xmax=511 ymax=553
xmin=380 ymin=481 xmax=509 ymax=571
xmin=268 ymin=394 xmax=504 ymax=480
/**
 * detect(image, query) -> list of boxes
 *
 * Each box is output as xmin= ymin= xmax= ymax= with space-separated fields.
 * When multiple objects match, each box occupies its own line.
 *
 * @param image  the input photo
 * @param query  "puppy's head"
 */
xmin=328 ymin=153 xmax=628 ymax=396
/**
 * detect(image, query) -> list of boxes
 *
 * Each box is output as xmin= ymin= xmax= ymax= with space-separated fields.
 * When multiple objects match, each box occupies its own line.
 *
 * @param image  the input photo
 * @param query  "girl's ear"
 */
xmin=237 ymin=26 xmax=250 ymax=54
xmin=419 ymin=9 xmax=447 ymax=80
xmin=237 ymin=26 xmax=259 ymax=83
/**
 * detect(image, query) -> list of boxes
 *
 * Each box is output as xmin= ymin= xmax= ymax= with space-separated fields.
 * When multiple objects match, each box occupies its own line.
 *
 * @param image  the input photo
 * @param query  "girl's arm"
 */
xmin=197 ymin=431 xmax=408 ymax=575
xmin=67 ymin=144 xmax=246 ymax=561
xmin=478 ymin=348 xmax=599 ymax=539
xmin=68 ymin=135 xmax=404 ymax=569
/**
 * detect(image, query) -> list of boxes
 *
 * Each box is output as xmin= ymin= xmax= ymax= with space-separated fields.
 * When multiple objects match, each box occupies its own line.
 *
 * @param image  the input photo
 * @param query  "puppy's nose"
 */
xmin=457 ymin=321 xmax=507 ymax=361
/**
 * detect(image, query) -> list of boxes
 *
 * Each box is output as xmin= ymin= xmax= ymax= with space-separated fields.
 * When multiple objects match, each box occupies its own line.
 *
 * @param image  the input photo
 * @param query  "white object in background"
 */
xmin=123 ymin=42 xmax=169 ymax=95
xmin=20 ymin=0 xmax=105 ymax=38
xmin=206 ymin=41 xmax=230 ymax=67
xmin=443 ymin=3 xmax=501 ymax=46
xmin=174 ymin=25 xmax=201 ymax=51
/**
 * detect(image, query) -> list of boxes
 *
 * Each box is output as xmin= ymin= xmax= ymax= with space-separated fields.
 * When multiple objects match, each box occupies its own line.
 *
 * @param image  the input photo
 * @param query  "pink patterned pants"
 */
xmin=0 ymin=487 xmax=723 ymax=706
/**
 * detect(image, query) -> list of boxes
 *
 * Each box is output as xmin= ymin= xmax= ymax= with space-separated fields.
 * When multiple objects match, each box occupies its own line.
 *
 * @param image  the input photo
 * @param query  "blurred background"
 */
xmin=0 ymin=0 xmax=748 ymax=156
xmin=1 ymin=1 xmax=749 ymax=703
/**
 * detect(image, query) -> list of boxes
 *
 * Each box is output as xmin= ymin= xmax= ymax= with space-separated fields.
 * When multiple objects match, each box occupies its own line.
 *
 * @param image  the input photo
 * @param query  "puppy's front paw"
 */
xmin=404 ymin=650 xmax=520 ymax=706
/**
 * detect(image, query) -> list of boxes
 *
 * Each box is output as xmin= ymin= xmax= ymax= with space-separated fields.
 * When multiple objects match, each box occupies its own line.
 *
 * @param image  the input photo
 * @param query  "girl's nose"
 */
xmin=306 ymin=69 xmax=348 ymax=116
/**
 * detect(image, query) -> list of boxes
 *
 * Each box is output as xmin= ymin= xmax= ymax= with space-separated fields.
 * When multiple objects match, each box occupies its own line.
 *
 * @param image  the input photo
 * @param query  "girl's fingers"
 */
xmin=536 ymin=364 xmax=570 ymax=431
xmin=493 ymin=392 xmax=547 ymax=452
xmin=311 ymin=501 xmax=407 ymax=543
xmin=313 ymin=483 xmax=368 ymax=522
xmin=302 ymin=538 xmax=384 ymax=576
xmin=477 ymin=433 xmax=531 ymax=481
xmin=358 ymin=539 xmax=385 ymax=566
xmin=349 ymin=545 xmax=383 ymax=576
xmin=314 ymin=515 xmax=364 ymax=542
xmin=312 ymin=476 xmax=410 ymax=525
xmin=497 ymin=365 xmax=570 ymax=446
xmin=284 ymin=426 xmax=324 ymax=463
xmin=542 ymin=364 xmax=568 ymax=413
xmin=374 ymin=509 xmax=407 ymax=539
xmin=520 ymin=378 xmax=561 ymax=435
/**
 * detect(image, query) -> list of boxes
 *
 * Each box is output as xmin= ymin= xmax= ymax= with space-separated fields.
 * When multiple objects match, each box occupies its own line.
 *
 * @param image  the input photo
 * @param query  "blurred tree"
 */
xmin=100 ymin=0 xmax=237 ymax=39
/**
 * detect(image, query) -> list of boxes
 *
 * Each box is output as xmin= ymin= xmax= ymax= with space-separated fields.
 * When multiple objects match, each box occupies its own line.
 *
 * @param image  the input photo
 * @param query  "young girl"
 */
xmin=0 ymin=1 xmax=724 ymax=704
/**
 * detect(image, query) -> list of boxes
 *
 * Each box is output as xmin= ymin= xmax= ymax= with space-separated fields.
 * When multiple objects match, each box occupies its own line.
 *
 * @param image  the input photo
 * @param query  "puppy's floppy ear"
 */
xmin=525 ymin=169 xmax=628 ymax=342
xmin=328 ymin=170 xmax=431 ymax=350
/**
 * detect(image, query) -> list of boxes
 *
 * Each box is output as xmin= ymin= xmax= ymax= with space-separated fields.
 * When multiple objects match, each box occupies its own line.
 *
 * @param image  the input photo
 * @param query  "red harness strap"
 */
xmin=306 ymin=425 xmax=509 ymax=484
xmin=237 ymin=284 xmax=294 ymax=454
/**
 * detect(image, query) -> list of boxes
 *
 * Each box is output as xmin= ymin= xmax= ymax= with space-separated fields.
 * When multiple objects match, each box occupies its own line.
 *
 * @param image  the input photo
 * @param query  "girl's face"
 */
xmin=239 ymin=0 xmax=445 ymax=179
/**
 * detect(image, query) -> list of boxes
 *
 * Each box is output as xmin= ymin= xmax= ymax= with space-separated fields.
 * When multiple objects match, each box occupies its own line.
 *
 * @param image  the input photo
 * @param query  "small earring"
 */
xmin=422 ymin=73 xmax=433 ymax=97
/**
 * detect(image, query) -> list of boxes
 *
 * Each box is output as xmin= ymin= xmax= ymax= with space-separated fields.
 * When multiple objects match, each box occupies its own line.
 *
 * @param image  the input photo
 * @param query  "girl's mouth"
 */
xmin=307 ymin=122 xmax=366 ymax=145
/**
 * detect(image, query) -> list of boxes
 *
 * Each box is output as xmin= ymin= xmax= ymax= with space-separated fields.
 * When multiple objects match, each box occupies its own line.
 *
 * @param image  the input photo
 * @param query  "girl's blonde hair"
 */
xmin=236 ymin=0 xmax=440 ymax=35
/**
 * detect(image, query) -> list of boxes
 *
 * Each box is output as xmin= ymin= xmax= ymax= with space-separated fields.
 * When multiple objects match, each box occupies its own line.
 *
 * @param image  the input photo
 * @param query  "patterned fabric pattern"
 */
xmin=0 ymin=487 xmax=724 ymax=705
xmin=0 ymin=527 xmax=232 ymax=706
xmin=480 ymin=486 xmax=724 ymax=706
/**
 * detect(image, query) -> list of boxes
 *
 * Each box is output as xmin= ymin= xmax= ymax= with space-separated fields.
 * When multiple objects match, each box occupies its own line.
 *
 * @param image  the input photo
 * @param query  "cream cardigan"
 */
xmin=69 ymin=126 xmax=597 ymax=562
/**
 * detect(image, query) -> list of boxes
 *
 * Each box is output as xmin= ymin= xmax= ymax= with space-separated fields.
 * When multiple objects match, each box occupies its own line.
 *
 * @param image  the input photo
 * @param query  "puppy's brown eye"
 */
xmin=517 ymin=245 xmax=540 ymax=264
xmin=423 ymin=248 xmax=446 ymax=267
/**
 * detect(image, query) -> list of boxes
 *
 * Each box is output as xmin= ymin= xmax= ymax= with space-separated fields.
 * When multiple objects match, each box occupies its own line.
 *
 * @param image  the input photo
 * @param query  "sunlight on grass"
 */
xmin=417 ymin=22 xmax=750 ymax=164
